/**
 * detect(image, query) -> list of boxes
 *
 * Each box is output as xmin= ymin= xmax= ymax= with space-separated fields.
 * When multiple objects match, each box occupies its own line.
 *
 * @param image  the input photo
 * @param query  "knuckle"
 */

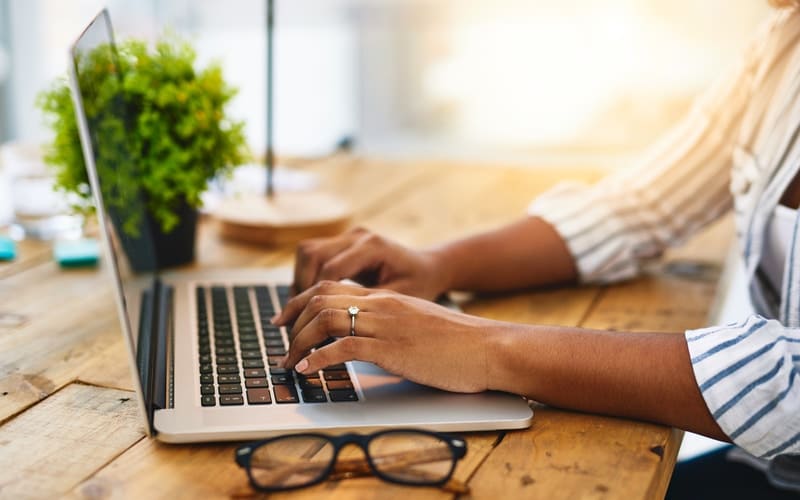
xmin=318 ymin=308 xmax=338 ymax=330
xmin=308 ymin=294 xmax=326 ymax=312
xmin=364 ymin=233 xmax=383 ymax=246
xmin=317 ymin=280 xmax=337 ymax=292
xmin=375 ymin=293 xmax=402 ymax=309
xmin=296 ymin=240 xmax=316 ymax=257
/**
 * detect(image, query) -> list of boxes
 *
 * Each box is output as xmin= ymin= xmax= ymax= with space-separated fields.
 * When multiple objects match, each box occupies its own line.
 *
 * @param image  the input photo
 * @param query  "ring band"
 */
xmin=347 ymin=306 xmax=360 ymax=336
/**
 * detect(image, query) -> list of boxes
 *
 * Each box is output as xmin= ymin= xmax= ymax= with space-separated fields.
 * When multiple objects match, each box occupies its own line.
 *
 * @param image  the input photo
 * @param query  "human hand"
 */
xmin=292 ymin=227 xmax=451 ymax=301
xmin=274 ymin=281 xmax=493 ymax=393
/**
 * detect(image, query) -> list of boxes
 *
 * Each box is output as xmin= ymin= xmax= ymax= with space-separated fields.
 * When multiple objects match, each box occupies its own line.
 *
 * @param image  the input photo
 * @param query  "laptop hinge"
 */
xmin=136 ymin=278 xmax=172 ymax=435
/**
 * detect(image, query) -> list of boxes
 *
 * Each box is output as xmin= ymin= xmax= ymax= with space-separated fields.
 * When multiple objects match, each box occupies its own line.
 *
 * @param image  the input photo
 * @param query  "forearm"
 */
xmin=487 ymin=323 xmax=729 ymax=441
xmin=430 ymin=216 xmax=578 ymax=293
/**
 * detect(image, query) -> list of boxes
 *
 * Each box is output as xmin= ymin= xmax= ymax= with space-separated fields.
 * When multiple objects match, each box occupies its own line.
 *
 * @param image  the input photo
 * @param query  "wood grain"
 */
xmin=0 ymin=238 xmax=52 ymax=280
xmin=0 ymin=158 xmax=730 ymax=499
xmin=467 ymin=409 xmax=678 ymax=500
xmin=0 ymin=383 xmax=143 ymax=499
xmin=0 ymin=263 xmax=121 ymax=422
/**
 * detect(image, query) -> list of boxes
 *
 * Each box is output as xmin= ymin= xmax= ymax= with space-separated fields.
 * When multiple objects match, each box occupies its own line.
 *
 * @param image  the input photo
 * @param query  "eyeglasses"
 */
xmin=234 ymin=429 xmax=469 ymax=493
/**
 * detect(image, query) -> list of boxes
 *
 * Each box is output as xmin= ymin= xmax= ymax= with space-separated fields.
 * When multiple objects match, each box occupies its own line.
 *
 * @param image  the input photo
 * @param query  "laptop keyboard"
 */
xmin=196 ymin=284 xmax=358 ymax=407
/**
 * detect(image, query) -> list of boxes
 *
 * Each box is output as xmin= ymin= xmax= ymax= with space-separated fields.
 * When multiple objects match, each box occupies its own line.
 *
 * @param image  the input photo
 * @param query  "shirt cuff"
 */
xmin=685 ymin=315 xmax=800 ymax=458
xmin=528 ymin=181 xmax=641 ymax=284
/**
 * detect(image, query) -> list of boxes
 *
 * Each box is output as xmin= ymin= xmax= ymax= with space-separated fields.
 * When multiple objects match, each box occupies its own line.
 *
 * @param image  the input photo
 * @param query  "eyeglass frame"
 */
xmin=234 ymin=429 xmax=468 ymax=492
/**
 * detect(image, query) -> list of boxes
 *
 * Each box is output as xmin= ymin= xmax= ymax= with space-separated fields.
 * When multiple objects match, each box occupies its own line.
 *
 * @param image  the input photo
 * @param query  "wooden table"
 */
xmin=0 ymin=156 xmax=731 ymax=499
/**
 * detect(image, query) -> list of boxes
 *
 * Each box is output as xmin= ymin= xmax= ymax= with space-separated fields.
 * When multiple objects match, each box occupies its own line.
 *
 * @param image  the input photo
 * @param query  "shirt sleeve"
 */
xmin=686 ymin=316 xmax=800 ymax=459
xmin=528 ymin=14 xmax=775 ymax=284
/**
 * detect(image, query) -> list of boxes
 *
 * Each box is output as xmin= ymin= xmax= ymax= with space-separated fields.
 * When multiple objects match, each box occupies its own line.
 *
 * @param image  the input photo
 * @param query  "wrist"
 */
xmin=485 ymin=323 xmax=524 ymax=394
xmin=423 ymin=245 xmax=458 ymax=295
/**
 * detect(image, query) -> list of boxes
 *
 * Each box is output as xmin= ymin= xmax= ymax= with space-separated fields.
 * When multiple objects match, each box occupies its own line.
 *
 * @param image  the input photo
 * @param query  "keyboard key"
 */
xmin=220 ymin=395 xmax=244 ymax=406
xmin=217 ymin=365 xmax=239 ymax=374
xmin=300 ymin=372 xmax=321 ymax=380
xmin=215 ymin=338 xmax=234 ymax=347
xmin=200 ymin=364 xmax=212 ymax=374
xmin=219 ymin=384 xmax=243 ymax=394
xmin=218 ymin=374 xmax=241 ymax=384
xmin=245 ymin=378 xmax=268 ymax=388
xmin=329 ymin=389 xmax=358 ymax=402
xmin=244 ymin=369 xmax=267 ymax=378
xmin=241 ymin=350 xmax=263 ymax=359
xmin=277 ymin=285 xmax=291 ymax=305
xmin=271 ymin=374 xmax=294 ymax=385
xmin=240 ymin=341 xmax=260 ymax=351
xmin=262 ymin=325 xmax=282 ymax=335
xmin=264 ymin=338 xmax=285 ymax=348
xmin=323 ymin=371 xmax=350 ymax=381
xmin=326 ymin=380 xmax=354 ymax=391
xmin=267 ymin=347 xmax=287 ymax=356
xmin=216 ymin=346 xmax=235 ymax=356
xmin=299 ymin=378 xmax=323 ymax=389
xmin=199 ymin=344 xmax=211 ymax=355
xmin=200 ymin=384 xmax=215 ymax=395
xmin=301 ymin=388 xmax=327 ymax=403
xmin=247 ymin=388 xmax=272 ymax=405
xmin=267 ymin=357 xmax=283 ymax=367
xmin=201 ymin=395 xmax=216 ymax=407
xmin=326 ymin=363 xmax=348 ymax=371
xmin=268 ymin=367 xmax=289 ymax=375
xmin=217 ymin=355 xmax=237 ymax=365
xmin=200 ymin=374 xmax=213 ymax=384
xmin=273 ymin=385 xmax=299 ymax=404
xmin=243 ymin=359 xmax=264 ymax=369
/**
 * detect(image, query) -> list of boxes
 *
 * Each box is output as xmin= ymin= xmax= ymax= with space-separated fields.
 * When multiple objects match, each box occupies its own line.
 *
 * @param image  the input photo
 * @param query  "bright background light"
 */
xmin=0 ymin=0 xmax=771 ymax=164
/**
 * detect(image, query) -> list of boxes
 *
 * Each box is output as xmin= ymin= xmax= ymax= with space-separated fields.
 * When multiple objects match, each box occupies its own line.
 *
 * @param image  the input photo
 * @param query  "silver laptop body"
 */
xmin=68 ymin=8 xmax=532 ymax=443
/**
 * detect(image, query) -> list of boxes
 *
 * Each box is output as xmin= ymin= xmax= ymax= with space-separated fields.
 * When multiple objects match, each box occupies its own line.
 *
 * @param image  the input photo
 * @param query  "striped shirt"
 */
xmin=529 ymin=10 xmax=800 ymax=461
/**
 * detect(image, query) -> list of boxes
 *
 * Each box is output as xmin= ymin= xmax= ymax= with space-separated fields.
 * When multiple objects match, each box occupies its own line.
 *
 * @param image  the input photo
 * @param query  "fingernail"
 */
xmin=270 ymin=313 xmax=280 ymax=325
xmin=294 ymin=358 xmax=309 ymax=373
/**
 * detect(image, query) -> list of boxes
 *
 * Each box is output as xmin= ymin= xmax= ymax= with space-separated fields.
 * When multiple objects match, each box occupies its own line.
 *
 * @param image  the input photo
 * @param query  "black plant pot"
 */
xmin=110 ymin=202 xmax=198 ymax=273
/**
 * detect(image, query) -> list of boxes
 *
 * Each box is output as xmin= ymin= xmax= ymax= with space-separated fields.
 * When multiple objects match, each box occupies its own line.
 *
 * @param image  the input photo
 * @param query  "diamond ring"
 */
xmin=347 ymin=306 xmax=360 ymax=337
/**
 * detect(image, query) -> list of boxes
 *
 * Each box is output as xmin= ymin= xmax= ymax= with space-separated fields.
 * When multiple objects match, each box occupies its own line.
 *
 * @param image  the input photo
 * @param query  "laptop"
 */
xmin=68 ymin=8 xmax=533 ymax=443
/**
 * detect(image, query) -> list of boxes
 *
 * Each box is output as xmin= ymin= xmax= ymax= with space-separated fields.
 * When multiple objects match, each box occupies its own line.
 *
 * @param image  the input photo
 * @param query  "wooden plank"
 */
xmin=468 ymin=408 xmax=680 ymax=500
xmin=0 ymin=238 xmax=52 ymax=280
xmin=0 ymin=263 xmax=122 ymax=422
xmin=11 ymin=160 xmax=707 ymax=500
xmin=357 ymin=162 xmax=605 ymax=246
xmin=69 ymin=432 xmax=500 ymax=499
xmin=0 ymin=383 xmax=143 ymax=499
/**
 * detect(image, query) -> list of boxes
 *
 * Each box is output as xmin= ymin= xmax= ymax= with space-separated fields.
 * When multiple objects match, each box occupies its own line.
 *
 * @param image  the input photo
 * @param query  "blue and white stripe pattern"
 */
xmin=529 ymin=10 xmax=800 ymax=460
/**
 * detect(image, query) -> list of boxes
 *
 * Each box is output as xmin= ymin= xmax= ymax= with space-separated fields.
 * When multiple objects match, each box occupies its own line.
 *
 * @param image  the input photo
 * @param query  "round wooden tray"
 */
xmin=213 ymin=191 xmax=351 ymax=245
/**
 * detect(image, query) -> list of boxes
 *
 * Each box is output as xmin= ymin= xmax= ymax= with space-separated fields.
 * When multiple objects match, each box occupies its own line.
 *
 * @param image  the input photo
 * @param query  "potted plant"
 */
xmin=38 ymin=36 xmax=249 ymax=271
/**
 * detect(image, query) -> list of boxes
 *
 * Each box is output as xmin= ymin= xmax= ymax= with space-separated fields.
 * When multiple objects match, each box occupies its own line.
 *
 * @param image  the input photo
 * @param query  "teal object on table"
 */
xmin=53 ymin=239 xmax=100 ymax=268
xmin=0 ymin=237 xmax=16 ymax=261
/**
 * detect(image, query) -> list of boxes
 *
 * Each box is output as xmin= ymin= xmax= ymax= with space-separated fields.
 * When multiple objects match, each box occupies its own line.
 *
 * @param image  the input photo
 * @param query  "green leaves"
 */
xmin=37 ymin=36 xmax=249 ymax=235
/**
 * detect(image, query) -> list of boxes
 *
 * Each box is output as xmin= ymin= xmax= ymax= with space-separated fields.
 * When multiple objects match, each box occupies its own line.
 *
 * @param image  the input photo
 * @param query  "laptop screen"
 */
xmin=69 ymin=9 xmax=161 ymax=431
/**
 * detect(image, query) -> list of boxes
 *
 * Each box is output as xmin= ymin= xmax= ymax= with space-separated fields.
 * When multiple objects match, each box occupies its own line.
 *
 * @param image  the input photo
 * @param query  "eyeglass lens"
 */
xmin=367 ymin=431 xmax=454 ymax=485
xmin=250 ymin=435 xmax=335 ymax=489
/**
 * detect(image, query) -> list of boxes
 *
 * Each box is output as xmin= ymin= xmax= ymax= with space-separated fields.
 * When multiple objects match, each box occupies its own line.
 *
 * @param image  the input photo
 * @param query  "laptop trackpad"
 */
xmin=351 ymin=361 xmax=439 ymax=400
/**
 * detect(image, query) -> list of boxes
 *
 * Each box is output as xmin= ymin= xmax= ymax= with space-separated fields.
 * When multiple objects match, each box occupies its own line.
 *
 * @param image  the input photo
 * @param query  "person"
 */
xmin=274 ymin=2 xmax=800 ymax=497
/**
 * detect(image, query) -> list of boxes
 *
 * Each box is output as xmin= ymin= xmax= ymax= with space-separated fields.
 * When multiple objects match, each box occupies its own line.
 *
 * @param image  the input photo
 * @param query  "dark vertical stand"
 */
xmin=266 ymin=0 xmax=275 ymax=198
